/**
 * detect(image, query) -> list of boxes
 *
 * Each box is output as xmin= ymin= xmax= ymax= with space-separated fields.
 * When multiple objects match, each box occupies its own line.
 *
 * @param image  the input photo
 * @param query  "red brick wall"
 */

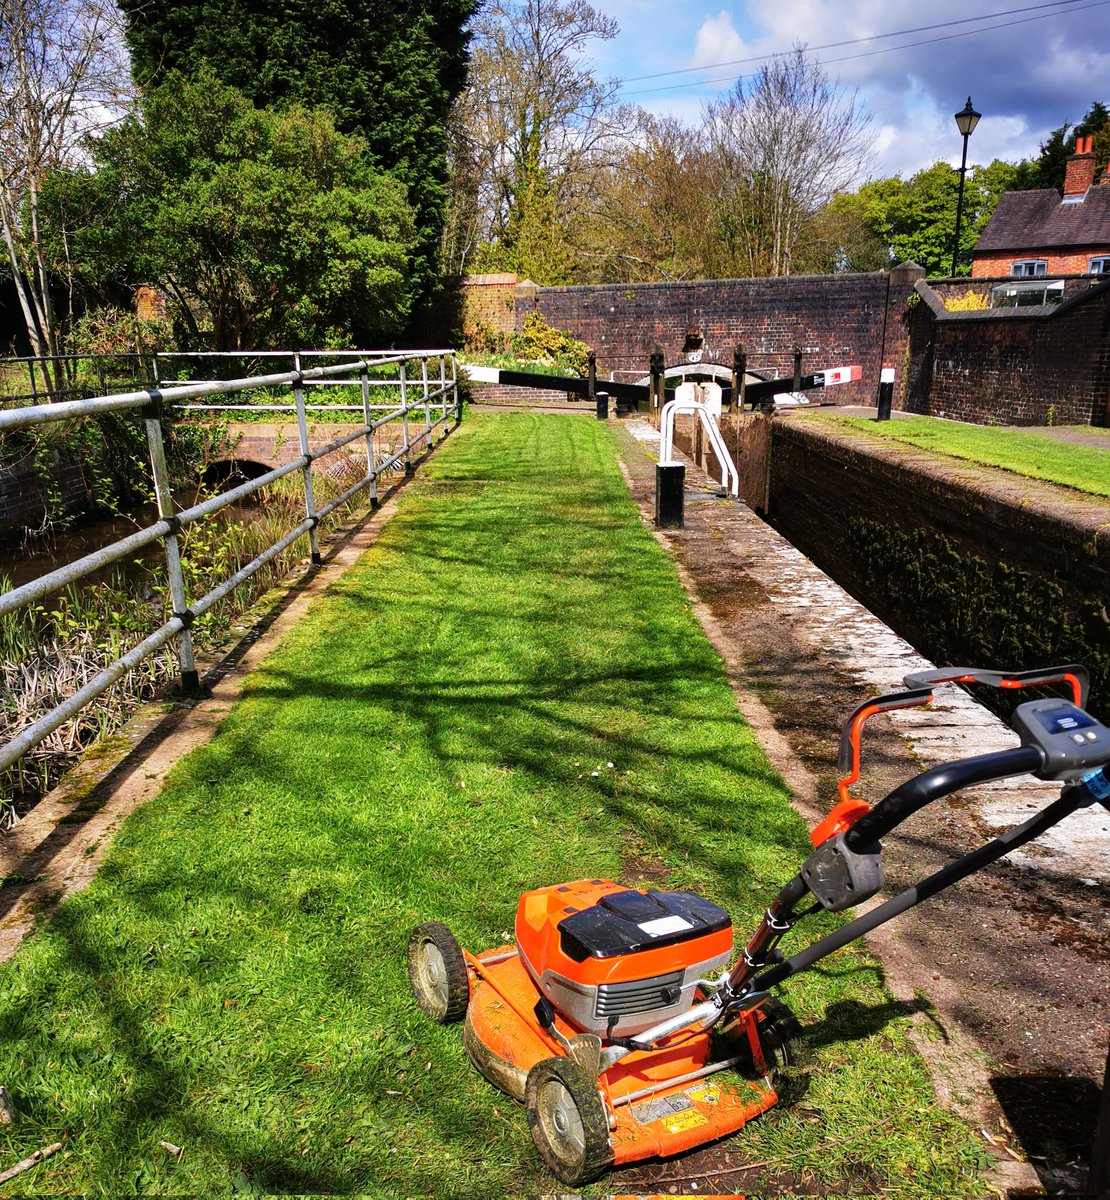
xmin=767 ymin=417 xmax=1110 ymax=721
xmin=904 ymin=278 xmax=1110 ymax=426
xmin=461 ymin=274 xmax=519 ymax=349
xmin=519 ymin=273 xmax=905 ymax=407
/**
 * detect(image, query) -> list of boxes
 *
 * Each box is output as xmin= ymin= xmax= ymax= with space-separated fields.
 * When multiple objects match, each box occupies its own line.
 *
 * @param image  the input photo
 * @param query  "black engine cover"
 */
xmin=558 ymin=889 xmax=731 ymax=962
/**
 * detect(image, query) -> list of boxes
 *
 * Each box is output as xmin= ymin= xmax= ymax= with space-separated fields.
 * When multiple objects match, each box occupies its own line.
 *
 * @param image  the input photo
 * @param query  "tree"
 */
xmin=60 ymin=72 xmax=416 ymax=350
xmin=806 ymin=178 xmax=902 ymax=273
xmin=0 ymin=0 xmax=130 ymax=388
xmin=576 ymin=113 xmax=719 ymax=282
xmin=445 ymin=0 xmax=633 ymax=282
xmin=819 ymin=158 xmax=1018 ymax=278
xmin=701 ymin=49 xmax=873 ymax=277
xmin=119 ymin=0 xmax=476 ymax=314
xmin=1012 ymin=100 xmax=1109 ymax=190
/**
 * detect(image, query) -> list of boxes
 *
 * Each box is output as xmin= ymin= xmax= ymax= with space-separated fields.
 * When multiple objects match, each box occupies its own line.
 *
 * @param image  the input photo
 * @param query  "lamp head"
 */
xmin=954 ymin=97 xmax=981 ymax=138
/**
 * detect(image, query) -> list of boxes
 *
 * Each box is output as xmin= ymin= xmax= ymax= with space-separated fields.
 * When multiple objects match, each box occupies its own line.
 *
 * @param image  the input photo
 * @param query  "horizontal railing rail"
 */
xmin=0 ymin=349 xmax=460 ymax=779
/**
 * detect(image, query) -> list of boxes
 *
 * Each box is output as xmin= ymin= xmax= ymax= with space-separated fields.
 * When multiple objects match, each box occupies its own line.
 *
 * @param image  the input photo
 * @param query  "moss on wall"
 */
xmin=849 ymin=517 xmax=1109 ymax=723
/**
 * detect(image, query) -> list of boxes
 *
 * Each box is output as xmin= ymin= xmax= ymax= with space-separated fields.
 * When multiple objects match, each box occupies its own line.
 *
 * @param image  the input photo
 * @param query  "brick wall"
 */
xmin=0 ymin=454 xmax=96 ymax=538
xmin=904 ymin=277 xmax=1110 ymax=426
xmin=766 ymin=417 xmax=1110 ymax=722
xmin=515 ymin=272 xmax=909 ymax=407
xmin=466 ymin=383 xmax=582 ymax=407
xmin=461 ymin=274 xmax=520 ymax=349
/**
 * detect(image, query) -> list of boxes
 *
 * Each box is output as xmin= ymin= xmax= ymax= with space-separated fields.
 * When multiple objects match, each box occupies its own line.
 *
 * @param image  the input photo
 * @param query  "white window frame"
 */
xmin=1011 ymin=259 xmax=1047 ymax=277
xmin=1089 ymin=256 xmax=1110 ymax=275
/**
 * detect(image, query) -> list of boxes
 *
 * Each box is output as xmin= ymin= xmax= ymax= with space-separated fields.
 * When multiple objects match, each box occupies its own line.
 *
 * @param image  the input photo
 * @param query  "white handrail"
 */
xmin=659 ymin=393 xmax=739 ymax=497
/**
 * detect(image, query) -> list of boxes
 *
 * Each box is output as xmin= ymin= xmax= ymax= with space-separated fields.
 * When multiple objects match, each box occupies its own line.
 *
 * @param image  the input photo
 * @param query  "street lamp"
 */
xmin=950 ymin=96 xmax=981 ymax=277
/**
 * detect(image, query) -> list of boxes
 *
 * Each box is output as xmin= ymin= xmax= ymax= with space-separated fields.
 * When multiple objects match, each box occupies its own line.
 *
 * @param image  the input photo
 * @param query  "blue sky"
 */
xmin=584 ymin=0 xmax=1110 ymax=180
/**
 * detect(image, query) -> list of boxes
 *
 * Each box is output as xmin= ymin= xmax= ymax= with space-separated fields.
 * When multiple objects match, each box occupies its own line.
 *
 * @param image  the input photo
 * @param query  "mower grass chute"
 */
xmin=407 ymin=664 xmax=1110 ymax=1186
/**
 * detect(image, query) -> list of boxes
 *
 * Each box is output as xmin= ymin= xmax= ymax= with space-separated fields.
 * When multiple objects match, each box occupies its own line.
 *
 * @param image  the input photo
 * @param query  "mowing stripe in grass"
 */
xmin=0 ymin=413 xmax=986 ymax=1196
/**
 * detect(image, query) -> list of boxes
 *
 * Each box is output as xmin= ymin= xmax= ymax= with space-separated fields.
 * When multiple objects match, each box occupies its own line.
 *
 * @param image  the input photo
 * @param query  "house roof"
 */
xmin=974 ymin=186 xmax=1110 ymax=253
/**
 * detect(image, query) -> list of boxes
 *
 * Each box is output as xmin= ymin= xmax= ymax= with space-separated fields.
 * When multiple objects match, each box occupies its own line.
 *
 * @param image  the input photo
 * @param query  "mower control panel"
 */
xmin=1011 ymin=699 xmax=1110 ymax=781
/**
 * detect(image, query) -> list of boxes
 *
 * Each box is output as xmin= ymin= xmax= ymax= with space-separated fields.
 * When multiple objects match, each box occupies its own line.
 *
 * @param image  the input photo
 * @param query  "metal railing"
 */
xmin=0 ymin=349 xmax=460 ymax=777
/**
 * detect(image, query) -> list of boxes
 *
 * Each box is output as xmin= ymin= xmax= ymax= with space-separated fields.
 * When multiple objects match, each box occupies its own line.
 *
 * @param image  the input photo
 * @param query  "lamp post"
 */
xmin=950 ymin=96 xmax=981 ymax=277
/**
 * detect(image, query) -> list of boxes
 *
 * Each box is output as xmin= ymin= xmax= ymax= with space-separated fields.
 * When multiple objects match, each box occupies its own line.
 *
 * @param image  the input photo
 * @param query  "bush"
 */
xmin=510 ymin=312 xmax=590 ymax=375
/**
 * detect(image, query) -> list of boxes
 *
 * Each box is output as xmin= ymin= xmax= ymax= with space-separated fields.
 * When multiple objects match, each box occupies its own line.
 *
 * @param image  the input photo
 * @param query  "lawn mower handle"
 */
xmin=842 ymin=744 xmax=1044 ymax=851
xmin=750 ymin=772 xmax=1101 ymax=995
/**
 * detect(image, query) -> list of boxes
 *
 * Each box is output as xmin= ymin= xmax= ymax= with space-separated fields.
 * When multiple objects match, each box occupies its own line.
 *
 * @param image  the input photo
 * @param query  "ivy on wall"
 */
xmin=848 ymin=517 xmax=1109 ymax=724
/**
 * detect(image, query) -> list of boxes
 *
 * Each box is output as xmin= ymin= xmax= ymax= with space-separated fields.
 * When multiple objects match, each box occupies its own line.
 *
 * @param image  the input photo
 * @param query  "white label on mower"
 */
xmin=638 ymin=915 xmax=692 ymax=937
xmin=630 ymin=1093 xmax=694 ymax=1125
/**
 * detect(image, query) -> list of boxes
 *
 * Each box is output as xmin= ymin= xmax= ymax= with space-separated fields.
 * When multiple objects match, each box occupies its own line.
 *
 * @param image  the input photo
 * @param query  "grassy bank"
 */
xmin=0 ymin=414 xmax=985 ymax=1195
xmin=809 ymin=412 xmax=1110 ymax=498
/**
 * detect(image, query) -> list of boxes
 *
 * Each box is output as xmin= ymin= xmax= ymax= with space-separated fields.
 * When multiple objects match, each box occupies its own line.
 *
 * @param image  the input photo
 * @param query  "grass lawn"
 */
xmin=0 ymin=413 xmax=987 ymax=1196
xmin=807 ymin=412 xmax=1110 ymax=498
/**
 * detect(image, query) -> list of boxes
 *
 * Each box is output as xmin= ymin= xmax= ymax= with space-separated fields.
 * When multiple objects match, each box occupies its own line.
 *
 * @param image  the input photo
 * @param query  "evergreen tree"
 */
xmin=119 ymin=0 xmax=475 ymax=327
xmin=1011 ymin=101 xmax=1109 ymax=190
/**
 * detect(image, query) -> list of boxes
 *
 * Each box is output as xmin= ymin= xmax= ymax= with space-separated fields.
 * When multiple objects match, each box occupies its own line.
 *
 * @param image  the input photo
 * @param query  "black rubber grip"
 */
xmin=843 ymin=745 xmax=1044 ymax=850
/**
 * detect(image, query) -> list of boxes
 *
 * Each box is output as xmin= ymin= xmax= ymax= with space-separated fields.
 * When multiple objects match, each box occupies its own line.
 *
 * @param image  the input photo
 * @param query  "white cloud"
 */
xmin=691 ymin=11 xmax=750 ymax=69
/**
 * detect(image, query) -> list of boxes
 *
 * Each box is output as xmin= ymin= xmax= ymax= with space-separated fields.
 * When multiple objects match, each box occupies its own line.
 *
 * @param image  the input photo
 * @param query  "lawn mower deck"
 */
xmin=460 ymin=924 xmax=783 ymax=1170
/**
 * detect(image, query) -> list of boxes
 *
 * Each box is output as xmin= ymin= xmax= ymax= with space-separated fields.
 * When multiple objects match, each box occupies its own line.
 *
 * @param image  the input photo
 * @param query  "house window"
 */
xmin=1011 ymin=260 xmax=1047 ymax=277
xmin=1090 ymin=256 xmax=1110 ymax=275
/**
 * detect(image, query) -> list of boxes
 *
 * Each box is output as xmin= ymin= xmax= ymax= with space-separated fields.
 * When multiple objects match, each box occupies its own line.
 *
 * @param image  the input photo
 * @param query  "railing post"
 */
xmin=293 ymin=353 xmax=322 ymax=565
xmin=361 ymin=366 xmax=379 ymax=510
xmin=421 ymin=355 xmax=432 ymax=447
xmin=438 ymin=354 xmax=448 ymax=439
xmin=400 ymin=360 xmax=412 ymax=473
xmin=587 ymin=351 xmax=597 ymax=407
xmin=452 ymin=354 xmax=462 ymax=427
xmin=792 ymin=346 xmax=803 ymax=393
xmin=143 ymin=394 xmax=201 ymax=693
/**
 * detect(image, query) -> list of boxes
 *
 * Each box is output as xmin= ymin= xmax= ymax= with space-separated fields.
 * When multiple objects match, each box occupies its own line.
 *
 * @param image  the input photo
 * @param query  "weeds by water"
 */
xmin=0 ymin=462 xmax=381 ymax=827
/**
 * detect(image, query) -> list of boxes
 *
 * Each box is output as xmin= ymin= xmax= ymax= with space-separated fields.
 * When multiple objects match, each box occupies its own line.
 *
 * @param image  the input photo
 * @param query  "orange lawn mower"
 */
xmin=407 ymin=665 xmax=1110 ymax=1186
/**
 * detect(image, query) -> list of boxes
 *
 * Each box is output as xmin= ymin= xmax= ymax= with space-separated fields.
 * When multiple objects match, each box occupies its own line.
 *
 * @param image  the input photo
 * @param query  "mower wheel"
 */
xmin=757 ymin=998 xmax=812 ymax=1105
xmin=407 ymin=922 xmax=469 ymax=1024
xmin=525 ymin=1055 xmax=613 ymax=1186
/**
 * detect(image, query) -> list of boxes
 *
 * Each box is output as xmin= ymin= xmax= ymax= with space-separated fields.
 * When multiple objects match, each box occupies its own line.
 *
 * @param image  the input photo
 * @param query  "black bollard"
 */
xmin=596 ymin=390 xmax=609 ymax=420
xmin=655 ymin=463 xmax=685 ymax=527
xmin=877 ymin=367 xmax=894 ymax=421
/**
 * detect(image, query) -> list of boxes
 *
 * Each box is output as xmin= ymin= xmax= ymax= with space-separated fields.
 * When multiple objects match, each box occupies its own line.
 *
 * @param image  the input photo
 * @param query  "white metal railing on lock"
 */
xmin=0 ymin=349 xmax=460 ymax=777
xmin=659 ymin=382 xmax=739 ymax=497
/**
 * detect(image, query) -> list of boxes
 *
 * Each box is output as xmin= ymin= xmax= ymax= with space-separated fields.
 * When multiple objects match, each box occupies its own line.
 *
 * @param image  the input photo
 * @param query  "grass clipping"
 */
xmin=0 ymin=414 xmax=987 ymax=1196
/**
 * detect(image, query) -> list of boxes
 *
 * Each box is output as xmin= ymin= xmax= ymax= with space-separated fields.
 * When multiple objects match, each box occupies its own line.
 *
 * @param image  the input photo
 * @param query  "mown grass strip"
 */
xmin=0 ymin=413 xmax=986 ymax=1196
xmin=809 ymin=412 xmax=1110 ymax=498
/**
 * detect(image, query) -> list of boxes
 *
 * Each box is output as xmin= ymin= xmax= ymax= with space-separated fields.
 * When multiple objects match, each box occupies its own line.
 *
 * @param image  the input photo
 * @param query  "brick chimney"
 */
xmin=1064 ymin=135 xmax=1096 ymax=195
